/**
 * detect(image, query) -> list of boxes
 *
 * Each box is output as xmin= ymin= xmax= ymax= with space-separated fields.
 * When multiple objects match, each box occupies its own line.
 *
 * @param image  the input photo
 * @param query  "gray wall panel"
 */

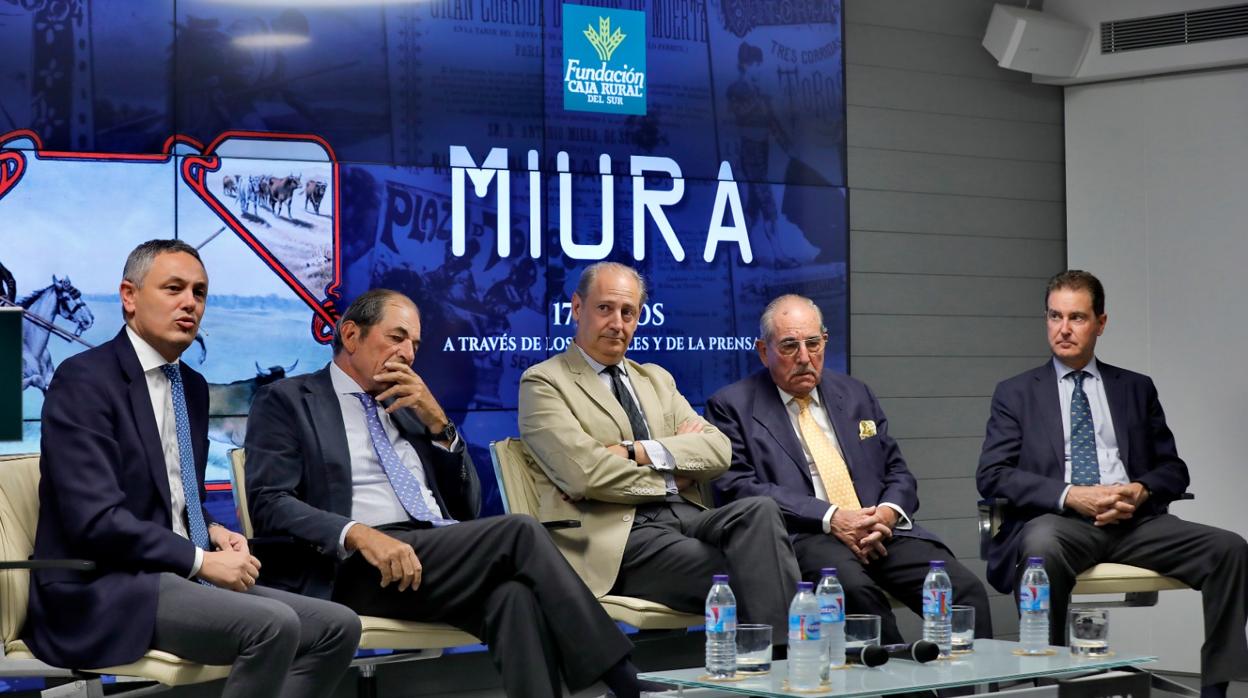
xmin=846 ymin=0 xmax=996 ymax=38
xmin=853 ymin=357 xmax=1045 ymax=398
xmin=895 ymin=437 xmax=987 ymax=480
xmin=851 ymin=231 xmax=1064 ymax=277
xmin=850 ymin=273 xmax=1049 ymax=317
xmin=848 ymin=106 xmax=1063 ymax=162
xmin=848 ymin=64 xmax=1064 ymax=123
xmin=846 ymin=22 xmax=1028 ymax=83
xmin=876 ymin=397 xmax=991 ymax=439
xmin=841 ymin=0 xmax=1063 ymax=641
xmin=848 ymin=147 xmax=1065 ymax=200
xmin=851 ymin=315 xmax=1045 ymax=357
xmin=849 ymin=190 xmax=1065 ymax=240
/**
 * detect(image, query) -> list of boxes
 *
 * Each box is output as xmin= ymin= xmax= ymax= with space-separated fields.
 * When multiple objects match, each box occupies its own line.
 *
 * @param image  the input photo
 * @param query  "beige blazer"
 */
xmin=517 ymin=346 xmax=730 ymax=596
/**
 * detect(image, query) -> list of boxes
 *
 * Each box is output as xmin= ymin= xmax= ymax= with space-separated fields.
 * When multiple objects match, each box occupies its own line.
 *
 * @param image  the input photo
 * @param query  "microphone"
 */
xmin=881 ymin=640 xmax=941 ymax=663
xmin=845 ymin=644 xmax=889 ymax=667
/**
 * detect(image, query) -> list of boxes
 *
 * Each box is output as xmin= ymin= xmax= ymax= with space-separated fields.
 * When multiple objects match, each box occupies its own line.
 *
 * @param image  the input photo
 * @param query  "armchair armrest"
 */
xmin=0 ymin=559 xmax=95 ymax=571
xmin=977 ymin=498 xmax=1007 ymax=561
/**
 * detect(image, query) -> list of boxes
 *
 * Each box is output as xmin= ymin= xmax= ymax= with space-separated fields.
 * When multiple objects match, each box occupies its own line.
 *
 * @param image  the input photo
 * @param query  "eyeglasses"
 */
xmin=774 ymin=335 xmax=827 ymax=357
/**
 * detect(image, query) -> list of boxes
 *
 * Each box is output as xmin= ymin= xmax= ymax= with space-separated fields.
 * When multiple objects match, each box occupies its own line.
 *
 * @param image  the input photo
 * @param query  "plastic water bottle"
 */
xmin=922 ymin=560 xmax=953 ymax=658
xmin=705 ymin=574 xmax=737 ymax=678
xmin=788 ymin=581 xmax=823 ymax=690
xmin=816 ymin=567 xmax=846 ymax=679
xmin=1019 ymin=556 xmax=1051 ymax=655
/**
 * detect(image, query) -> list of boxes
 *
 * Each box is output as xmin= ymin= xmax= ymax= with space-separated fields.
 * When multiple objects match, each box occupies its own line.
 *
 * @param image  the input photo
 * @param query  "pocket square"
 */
xmin=859 ymin=420 xmax=877 ymax=440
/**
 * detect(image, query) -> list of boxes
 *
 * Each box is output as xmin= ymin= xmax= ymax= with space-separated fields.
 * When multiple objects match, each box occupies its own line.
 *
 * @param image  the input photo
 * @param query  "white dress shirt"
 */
xmin=124 ymin=326 xmax=204 ymax=576
xmin=776 ymin=386 xmax=912 ymax=534
xmin=331 ymin=362 xmax=458 ymax=554
xmin=573 ymin=344 xmax=677 ymax=493
xmin=1053 ymin=357 xmax=1129 ymax=509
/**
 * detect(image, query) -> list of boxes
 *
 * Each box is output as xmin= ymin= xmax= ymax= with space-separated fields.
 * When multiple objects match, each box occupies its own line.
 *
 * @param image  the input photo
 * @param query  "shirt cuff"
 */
xmin=638 ymin=440 xmax=674 ymax=471
xmin=190 ymin=547 xmax=203 ymax=578
xmin=1058 ymin=484 xmax=1072 ymax=511
xmin=339 ymin=521 xmax=360 ymax=559
xmin=432 ymin=432 xmax=460 ymax=452
xmin=821 ymin=504 xmax=839 ymax=534
xmin=880 ymin=502 xmax=912 ymax=530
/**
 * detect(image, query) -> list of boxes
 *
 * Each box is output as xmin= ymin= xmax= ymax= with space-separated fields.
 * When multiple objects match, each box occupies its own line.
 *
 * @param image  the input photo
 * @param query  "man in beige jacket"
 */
xmin=519 ymin=262 xmax=799 ymax=642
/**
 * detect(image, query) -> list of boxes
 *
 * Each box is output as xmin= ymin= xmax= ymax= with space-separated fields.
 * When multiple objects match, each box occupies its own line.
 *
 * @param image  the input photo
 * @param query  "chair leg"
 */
xmin=357 ymin=663 xmax=378 ymax=698
xmin=41 ymin=678 xmax=105 ymax=698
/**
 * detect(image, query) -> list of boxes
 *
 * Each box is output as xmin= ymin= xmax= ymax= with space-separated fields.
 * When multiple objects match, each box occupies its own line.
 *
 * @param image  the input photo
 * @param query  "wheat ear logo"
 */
xmin=584 ymin=17 xmax=626 ymax=61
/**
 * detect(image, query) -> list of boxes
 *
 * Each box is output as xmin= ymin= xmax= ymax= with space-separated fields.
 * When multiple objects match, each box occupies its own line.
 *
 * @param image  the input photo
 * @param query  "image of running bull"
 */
xmin=207 ymin=360 xmax=298 ymax=446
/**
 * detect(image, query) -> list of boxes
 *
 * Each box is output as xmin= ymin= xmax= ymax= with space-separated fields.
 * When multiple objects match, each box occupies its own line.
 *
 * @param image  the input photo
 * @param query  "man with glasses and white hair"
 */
xmin=706 ymin=294 xmax=992 ymax=645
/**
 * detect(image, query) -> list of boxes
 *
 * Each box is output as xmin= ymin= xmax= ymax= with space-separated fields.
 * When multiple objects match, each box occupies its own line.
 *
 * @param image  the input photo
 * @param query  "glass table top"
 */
xmin=638 ymin=639 xmax=1157 ymax=697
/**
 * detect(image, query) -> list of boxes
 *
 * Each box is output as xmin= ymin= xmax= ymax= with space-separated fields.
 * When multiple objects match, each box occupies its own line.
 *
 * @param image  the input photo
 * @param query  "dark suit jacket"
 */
xmin=706 ymin=369 xmax=938 ymax=543
xmin=27 ymin=329 xmax=213 ymax=668
xmin=244 ymin=364 xmax=479 ymax=599
xmin=976 ymin=359 xmax=1191 ymax=593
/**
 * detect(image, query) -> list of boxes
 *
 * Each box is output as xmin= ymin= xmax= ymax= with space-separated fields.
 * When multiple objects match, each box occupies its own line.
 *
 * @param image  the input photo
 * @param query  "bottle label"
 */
xmin=819 ymin=593 xmax=845 ymax=623
xmin=922 ymin=588 xmax=950 ymax=617
xmin=789 ymin=613 xmax=821 ymax=641
xmin=706 ymin=605 xmax=737 ymax=633
xmin=1019 ymin=584 xmax=1050 ymax=612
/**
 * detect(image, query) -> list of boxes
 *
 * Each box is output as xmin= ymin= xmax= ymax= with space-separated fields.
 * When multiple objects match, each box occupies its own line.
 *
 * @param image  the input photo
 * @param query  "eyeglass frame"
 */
xmin=768 ymin=332 xmax=829 ymax=357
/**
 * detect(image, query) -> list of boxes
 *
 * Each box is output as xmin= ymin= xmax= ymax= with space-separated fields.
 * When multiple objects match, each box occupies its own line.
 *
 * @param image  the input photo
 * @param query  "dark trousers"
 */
xmin=153 ymin=573 xmax=360 ymax=698
xmin=331 ymin=514 xmax=632 ymax=698
xmin=609 ymin=496 xmax=801 ymax=645
xmin=1016 ymin=512 xmax=1248 ymax=685
xmin=792 ymin=533 xmax=993 ymax=645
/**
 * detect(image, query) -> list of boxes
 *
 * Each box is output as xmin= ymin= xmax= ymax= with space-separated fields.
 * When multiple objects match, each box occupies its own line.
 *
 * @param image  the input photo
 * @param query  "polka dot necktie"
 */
xmin=352 ymin=393 xmax=457 ymax=527
xmin=160 ymin=364 xmax=210 ymax=551
xmin=794 ymin=396 xmax=861 ymax=510
xmin=1068 ymin=371 xmax=1100 ymax=486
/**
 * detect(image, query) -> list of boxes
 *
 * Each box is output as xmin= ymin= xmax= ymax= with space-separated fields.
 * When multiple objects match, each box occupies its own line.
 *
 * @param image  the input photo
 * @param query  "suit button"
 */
xmin=622 ymin=514 xmax=632 ymax=522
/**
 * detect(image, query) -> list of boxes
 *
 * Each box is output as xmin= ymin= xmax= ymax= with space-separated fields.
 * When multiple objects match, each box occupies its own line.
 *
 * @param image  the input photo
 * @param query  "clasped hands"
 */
xmin=199 ymin=526 xmax=262 ymax=592
xmin=1065 ymin=482 xmax=1149 ymax=526
xmin=830 ymin=505 xmax=898 ymax=565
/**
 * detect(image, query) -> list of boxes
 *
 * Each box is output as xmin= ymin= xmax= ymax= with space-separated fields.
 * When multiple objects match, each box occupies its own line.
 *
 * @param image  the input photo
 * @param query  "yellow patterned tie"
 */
xmin=794 ymin=396 xmax=861 ymax=510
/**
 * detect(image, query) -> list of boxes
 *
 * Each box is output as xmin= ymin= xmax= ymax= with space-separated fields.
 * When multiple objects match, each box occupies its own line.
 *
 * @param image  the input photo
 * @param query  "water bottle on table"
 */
xmin=788 ymin=581 xmax=823 ymax=690
xmin=705 ymin=574 xmax=737 ymax=678
xmin=1019 ymin=557 xmax=1051 ymax=655
xmin=921 ymin=560 xmax=952 ymax=658
xmin=816 ymin=567 xmax=846 ymax=679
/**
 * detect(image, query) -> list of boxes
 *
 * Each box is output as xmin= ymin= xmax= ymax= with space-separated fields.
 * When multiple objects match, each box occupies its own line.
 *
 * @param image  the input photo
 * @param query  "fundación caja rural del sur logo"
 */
xmin=562 ymin=3 xmax=647 ymax=115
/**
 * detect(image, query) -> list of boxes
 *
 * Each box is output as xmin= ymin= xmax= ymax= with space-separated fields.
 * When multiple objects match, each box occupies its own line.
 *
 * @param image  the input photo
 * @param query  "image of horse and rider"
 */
xmin=0 ymin=260 xmax=96 ymax=395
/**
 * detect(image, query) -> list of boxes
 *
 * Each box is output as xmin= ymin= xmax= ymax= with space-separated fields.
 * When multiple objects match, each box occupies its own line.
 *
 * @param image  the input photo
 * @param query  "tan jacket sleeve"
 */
xmin=638 ymin=363 xmax=731 ymax=482
xmin=518 ymin=365 xmax=670 ymax=503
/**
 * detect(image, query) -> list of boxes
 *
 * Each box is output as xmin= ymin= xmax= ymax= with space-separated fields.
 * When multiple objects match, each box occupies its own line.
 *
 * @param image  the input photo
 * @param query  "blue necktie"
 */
xmin=160 ymin=364 xmax=211 ymax=551
xmin=352 ymin=393 xmax=457 ymax=527
xmin=1068 ymin=370 xmax=1100 ymax=486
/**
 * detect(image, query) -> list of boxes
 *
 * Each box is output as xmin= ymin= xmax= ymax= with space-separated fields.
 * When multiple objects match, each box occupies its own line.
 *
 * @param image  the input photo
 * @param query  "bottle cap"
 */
xmin=712 ymin=574 xmax=729 ymax=583
xmin=797 ymin=581 xmax=813 ymax=591
xmin=929 ymin=560 xmax=946 ymax=568
xmin=821 ymin=567 xmax=838 ymax=576
xmin=1027 ymin=556 xmax=1045 ymax=565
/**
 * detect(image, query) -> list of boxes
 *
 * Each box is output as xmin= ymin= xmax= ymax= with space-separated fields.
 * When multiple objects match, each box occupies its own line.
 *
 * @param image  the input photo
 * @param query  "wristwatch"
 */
xmin=621 ymin=440 xmax=636 ymax=461
xmin=432 ymin=421 xmax=457 ymax=444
